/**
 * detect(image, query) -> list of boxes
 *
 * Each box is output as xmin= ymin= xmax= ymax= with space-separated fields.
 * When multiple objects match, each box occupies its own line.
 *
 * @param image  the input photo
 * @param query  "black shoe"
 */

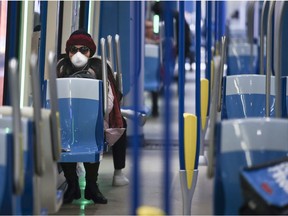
xmin=84 ymin=182 xmax=107 ymax=204
xmin=63 ymin=181 xmax=81 ymax=204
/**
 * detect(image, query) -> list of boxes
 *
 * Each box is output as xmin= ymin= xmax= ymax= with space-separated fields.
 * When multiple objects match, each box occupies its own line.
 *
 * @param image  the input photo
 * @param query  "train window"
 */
xmin=31 ymin=1 xmax=41 ymax=55
xmin=72 ymin=1 xmax=80 ymax=32
xmin=33 ymin=0 xmax=41 ymax=28
xmin=0 ymin=0 xmax=7 ymax=105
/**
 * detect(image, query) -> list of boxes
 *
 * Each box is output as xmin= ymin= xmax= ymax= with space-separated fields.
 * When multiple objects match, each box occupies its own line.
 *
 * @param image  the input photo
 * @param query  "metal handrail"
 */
xmin=260 ymin=1 xmax=270 ymax=75
xmin=247 ymin=1 xmax=256 ymax=73
xmin=107 ymin=35 xmax=115 ymax=73
xmin=159 ymin=21 xmax=165 ymax=65
xmin=47 ymin=51 xmax=61 ymax=161
xmin=207 ymin=37 xmax=226 ymax=178
xmin=30 ymin=53 xmax=45 ymax=176
xmin=115 ymin=34 xmax=123 ymax=96
xmin=265 ymin=1 xmax=275 ymax=117
xmin=100 ymin=38 xmax=108 ymax=117
xmin=8 ymin=58 xmax=24 ymax=195
xmin=217 ymin=36 xmax=227 ymax=112
xmin=207 ymin=56 xmax=221 ymax=178
xmin=275 ymin=1 xmax=288 ymax=118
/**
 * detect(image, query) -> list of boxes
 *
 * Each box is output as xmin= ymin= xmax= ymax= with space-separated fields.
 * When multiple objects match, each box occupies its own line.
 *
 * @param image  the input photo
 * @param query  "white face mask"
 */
xmin=71 ymin=52 xmax=88 ymax=68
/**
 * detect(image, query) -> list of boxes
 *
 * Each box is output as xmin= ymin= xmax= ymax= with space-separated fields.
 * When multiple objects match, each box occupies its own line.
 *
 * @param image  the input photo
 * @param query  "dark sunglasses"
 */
xmin=69 ymin=46 xmax=90 ymax=54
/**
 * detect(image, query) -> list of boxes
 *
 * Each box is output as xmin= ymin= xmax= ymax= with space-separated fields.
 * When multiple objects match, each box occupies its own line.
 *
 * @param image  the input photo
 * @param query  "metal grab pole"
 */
xmin=207 ymin=1 xmax=212 ymax=99
xmin=115 ymin=34 xmax=123 ymax=95
xmin=214 ymin=1 xmax=219 ymax=55
xmin=195 ymin=0 xmax=201 ymax=170
xmin=178 ymin=0 xmax=185 ymax=172
xmin=265 ymin=1 xmax=275 ymax=117
xmin=275 ymin=2 xmax=288 ymax=118
xmin=163 ymin=2 xmax=173 ymax=214
xmin=100 ymin=38 xmax=108 ymax=117
xmin=260 ymin=1 xmax=270 ymax=75
xmin=107 ymin=35 xmax=115 ymax=72
xmin=30 ymin=53 xmax=45 ymax=176
xmin=131 ymin=2 xmax=141 ymax=214
xmin=8 ymin=59 xmax=24 ymax=195
xmin=217 ymin=36 xmax=227 ymax=112
xmin=47 ymin=52 xmax=61 ymax=161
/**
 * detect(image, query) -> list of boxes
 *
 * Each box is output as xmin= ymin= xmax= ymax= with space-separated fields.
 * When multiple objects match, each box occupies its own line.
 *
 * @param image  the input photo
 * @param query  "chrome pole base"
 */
xmin=179 ymin=170 xmax=198 ymax=215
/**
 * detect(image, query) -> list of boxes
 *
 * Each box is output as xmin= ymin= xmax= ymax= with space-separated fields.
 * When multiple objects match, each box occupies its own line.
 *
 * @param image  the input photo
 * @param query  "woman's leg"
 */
xmin=112 ymin=127 xmax=127 ymax=170
xmin=112 ymin=117 xmax=129 ymax=186
xmin=61 ymin=162 xmax=81 ymax=204
xmin=83 ymin=162 xmax=107 ymax=204
xmin=151 ymin=91 xmax=159 ymax=117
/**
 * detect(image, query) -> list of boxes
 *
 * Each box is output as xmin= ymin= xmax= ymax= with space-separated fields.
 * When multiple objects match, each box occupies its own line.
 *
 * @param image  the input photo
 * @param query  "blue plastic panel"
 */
xmin=222 ymin=75 xmax=276 ymax=119
xmin=46 ymin=78 xmax=104 ymax=163
xmin=227 ymin=55 xmax=258 ymax=75
xmin=58 ymin=98 xmax=103 ymax=162
xmin=222 ymin=94 xmax=276 ymax=119
xmin=227 ymin=43 xmax=258 ymax=75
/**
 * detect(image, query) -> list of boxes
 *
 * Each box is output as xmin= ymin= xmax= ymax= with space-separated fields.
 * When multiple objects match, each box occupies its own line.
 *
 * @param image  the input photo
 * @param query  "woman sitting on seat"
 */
xmin=57 ymin=30 xmax=129 ymax=204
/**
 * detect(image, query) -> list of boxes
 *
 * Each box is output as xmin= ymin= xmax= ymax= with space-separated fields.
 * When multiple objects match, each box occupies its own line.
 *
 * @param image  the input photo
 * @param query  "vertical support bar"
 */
xmin=100 ymin=38 xmax=108 ymax=117
xmin=275 ymin=2 xmax=287 ymax=118
xmin=206 ymin=1 xmax=212 ymax=112
xmin=266 ymin=1 xmax=275 ymax=117
xmin=30 ymin=53 xmax=44 ymax=176
xmin=47 ymin=52 xmax=61 ymax=161
xmin=218 ymin=1 xmax=226 ymax=38
xmin=8 ymin=59 xmax=24 ymax=195
xmin=131 ymin=1 xmax=141 ymax=214
xmin=260 ymin=1 xmax=269 ymax=75
xmin=178 ymin=0 xmax=185 ymax=171
xmin=163 ymin=2 xmax=173 ymax=214
xmin=84 ymin=0 xmax=89 ymax=31
xmin=107 ymin=35 xmax=115 ymax=72
xmin=39 ymin=1 xmax=48 ymax=107
xmin=115 ymin=34 xmax=123 ymax=96
xmin=214 ymin=1 xmax=219 ymax=54
xmin=217 ymin=36 xmax=227 ymax=112
xmin=54 ymin=1 xmax=60 ymax=55
xmin=195 ymin=0 xmax=201 ymax=169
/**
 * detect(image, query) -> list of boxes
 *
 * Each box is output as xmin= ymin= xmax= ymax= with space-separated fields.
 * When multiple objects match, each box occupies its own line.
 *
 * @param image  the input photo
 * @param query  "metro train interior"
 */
xmin=0 ymin=0 xmax=288 ymax=215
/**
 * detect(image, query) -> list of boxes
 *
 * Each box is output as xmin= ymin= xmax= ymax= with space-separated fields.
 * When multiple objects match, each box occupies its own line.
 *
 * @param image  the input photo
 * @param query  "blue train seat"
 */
xmin=221 ymin=75 xmax=276 ymax=119
xmin=214 ymin=118 xmax=288 ymax=215
xmin=46 ymin=78 xmax=104 ymax=162
xmin=0 ymin=116 xmax=34 ymax=215
xmin=227 ymin=43 xmax=258 ymax=75
xmin=0 ymin=129 xmax=15 ymax=214
xmin=31 ymin=108 xmax=63 ymax=213
xmin=0 ymin=107 xmax=63 ymax=214
xmin=19 ymin=118 xmax=35 ymax=215
xmin=144 ymin=44 xmax=162 ymax=92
